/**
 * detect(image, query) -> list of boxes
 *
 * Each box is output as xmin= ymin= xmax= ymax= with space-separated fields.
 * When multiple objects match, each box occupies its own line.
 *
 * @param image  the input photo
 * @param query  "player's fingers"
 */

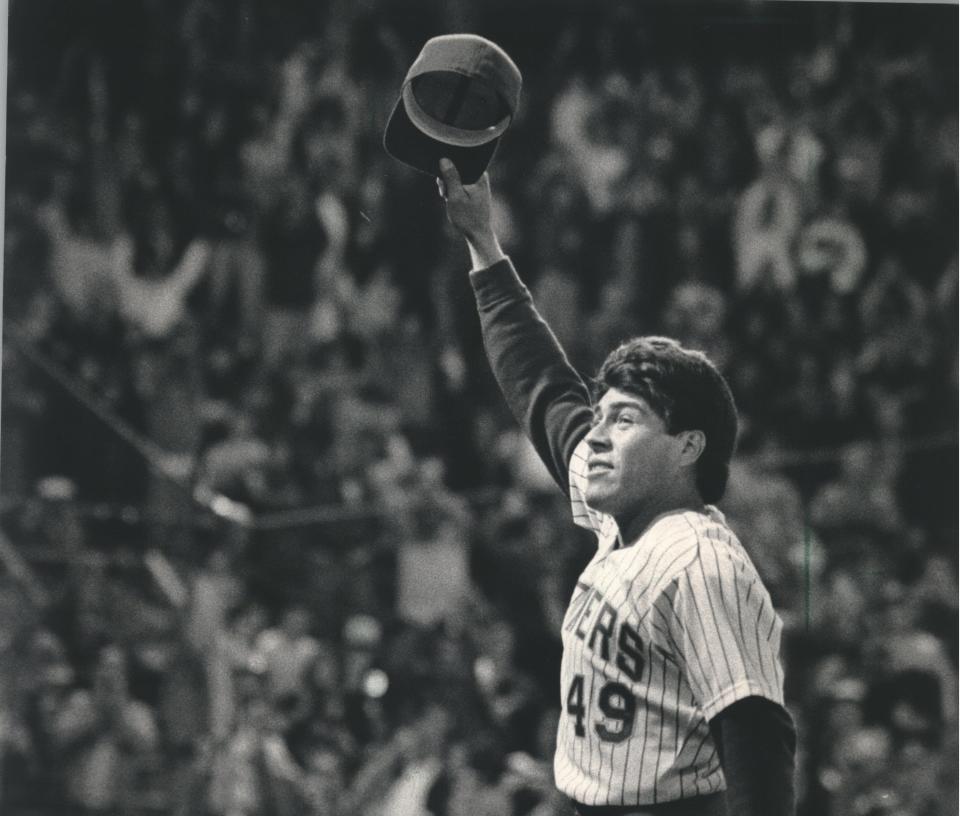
xmin=436 ymin=176 xmax=446 ymax=199
xmin=438 ymin=158 xmax=463 ymax=197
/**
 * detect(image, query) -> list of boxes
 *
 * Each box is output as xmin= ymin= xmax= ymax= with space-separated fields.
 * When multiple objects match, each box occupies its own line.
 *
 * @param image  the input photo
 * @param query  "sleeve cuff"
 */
xmin=702 ymin=680 xmax=785 ymax=722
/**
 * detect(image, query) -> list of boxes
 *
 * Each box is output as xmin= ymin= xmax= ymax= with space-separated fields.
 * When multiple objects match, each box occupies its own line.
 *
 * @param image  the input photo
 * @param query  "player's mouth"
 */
xmin=587 ymin=460 xmax=614 ymax=475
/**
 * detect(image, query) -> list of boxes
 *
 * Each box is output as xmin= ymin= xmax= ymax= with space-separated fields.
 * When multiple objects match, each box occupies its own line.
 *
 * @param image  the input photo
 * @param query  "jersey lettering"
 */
xmin=615 ymin=621 xmax=644 ymax=682
xmin=574 ymin=589 xmax=601 ymax=640
xmin=564 ymin=581 xmax=593 ymax=633
xmin=588 ymin=602 xmax=618 ymax=661
xmin=567 ymin=585 xmax=644 ymax=680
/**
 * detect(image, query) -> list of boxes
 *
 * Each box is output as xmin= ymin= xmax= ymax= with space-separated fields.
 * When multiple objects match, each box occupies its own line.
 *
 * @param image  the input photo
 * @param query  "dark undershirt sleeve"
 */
xmin=709 ymin=696 xmax=797 ymax=816
xmin=469 ymin=258 xmax=594 ymax=494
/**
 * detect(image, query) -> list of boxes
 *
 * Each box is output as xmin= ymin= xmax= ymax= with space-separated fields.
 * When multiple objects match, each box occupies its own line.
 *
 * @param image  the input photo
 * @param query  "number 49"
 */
xmin=566 ymin=674 xmax=636 ymax=743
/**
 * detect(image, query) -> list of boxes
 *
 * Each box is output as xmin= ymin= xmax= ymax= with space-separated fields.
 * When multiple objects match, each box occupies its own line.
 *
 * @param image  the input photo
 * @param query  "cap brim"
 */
xmin=384 ymin=95 xmax=498 ymax=185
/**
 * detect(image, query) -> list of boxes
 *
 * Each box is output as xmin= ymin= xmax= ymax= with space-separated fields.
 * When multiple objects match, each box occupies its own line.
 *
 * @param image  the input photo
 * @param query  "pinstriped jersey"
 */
xmin=554 ymin=436 xmax=786 ymax=807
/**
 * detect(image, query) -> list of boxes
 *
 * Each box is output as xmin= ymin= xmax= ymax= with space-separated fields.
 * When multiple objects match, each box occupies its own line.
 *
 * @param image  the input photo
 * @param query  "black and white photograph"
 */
xmin=0 ymin=1 xmax=957 ymax=814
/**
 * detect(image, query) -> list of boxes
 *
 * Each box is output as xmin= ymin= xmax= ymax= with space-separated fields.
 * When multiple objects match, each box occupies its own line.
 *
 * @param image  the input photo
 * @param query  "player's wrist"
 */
xmin=465 ymin=229 xmax=505 ymax=270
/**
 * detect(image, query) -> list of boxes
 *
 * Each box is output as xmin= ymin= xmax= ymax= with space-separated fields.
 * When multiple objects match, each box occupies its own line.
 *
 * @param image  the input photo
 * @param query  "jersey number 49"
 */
xmin=567 ymin=674 xmax=636 ymax=743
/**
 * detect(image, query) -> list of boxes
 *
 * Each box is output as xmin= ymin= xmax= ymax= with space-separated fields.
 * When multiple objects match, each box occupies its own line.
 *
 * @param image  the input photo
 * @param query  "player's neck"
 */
xmin=617 ymin=486 xmax=705 ymax=544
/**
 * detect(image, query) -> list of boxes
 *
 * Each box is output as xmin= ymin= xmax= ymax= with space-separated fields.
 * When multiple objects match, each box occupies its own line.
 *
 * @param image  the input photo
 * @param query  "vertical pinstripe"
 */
xmin=554 ymin=437 xmax=785 ymax=806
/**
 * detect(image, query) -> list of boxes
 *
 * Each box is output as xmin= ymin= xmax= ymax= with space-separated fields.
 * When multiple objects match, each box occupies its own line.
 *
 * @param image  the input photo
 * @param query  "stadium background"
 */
xmin=0 ymin=0 xmax=957 ymax=813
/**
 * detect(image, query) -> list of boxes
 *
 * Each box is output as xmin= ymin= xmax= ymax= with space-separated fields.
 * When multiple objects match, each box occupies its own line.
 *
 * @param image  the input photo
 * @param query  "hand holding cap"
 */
xmin=437 ymin=158 xmax=504 ymax=268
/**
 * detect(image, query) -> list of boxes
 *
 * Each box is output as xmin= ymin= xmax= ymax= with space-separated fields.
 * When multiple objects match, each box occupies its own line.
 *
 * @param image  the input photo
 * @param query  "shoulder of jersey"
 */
xmin=622 ymin=509 xmax=751 ymax=597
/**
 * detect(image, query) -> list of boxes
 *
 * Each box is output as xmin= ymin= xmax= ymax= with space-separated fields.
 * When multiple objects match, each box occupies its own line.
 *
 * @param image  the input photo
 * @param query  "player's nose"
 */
xmin=585 ymin=422 xmax=612 ymax=452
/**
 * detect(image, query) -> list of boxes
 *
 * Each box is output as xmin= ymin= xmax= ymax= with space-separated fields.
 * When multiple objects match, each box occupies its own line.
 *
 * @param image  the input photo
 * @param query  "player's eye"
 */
xmin=615 ymin=411 xmax=637 ymax=426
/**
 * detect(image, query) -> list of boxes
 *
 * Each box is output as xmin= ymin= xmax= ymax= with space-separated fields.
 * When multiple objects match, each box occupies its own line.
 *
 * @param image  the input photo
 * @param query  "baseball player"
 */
xmin=437 ymin=159 xmax=796 ymax=816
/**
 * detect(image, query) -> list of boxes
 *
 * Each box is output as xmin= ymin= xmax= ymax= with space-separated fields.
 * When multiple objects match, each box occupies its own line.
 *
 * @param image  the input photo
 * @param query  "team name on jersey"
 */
xmin=563 ymin=580 xmax=643 ymax=683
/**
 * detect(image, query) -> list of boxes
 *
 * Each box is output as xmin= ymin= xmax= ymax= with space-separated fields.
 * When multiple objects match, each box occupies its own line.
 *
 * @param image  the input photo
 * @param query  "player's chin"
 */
xmin=584 ymin=483 xmax=616 ymax=513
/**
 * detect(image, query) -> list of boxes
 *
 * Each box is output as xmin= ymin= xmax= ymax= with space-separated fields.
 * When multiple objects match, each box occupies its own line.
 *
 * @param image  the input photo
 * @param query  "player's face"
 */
xmin=583 ymin=388 xmax=686 ymax=526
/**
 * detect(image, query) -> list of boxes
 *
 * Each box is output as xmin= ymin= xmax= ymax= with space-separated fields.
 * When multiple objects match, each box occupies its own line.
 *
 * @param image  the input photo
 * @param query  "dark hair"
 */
xmin=594 ymin=336 xmax=738 ymax=503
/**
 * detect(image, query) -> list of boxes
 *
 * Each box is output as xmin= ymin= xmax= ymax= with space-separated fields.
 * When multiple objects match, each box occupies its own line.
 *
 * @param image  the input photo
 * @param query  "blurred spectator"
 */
xmin=260 ymin=177 xmax=329 ymax=367
xmin=795 ymin=204 xmax=868 ymax=296
xmin=49 ymin=643 xmax=159 ymax=814
xmin=203 ymin=232 xmax=266 ymax=355
xmin=733 ymin=135 xmax=803 ymax=291
xmin=427 ymin=732 xmax=515 ymax=816
xmin=361 ymin=701 xmax=453 ymax=816
xmin=394 ymin=460 xmax=472 ymax=628
xmin=35 ymin=184 xmax=120 ymax=330
xmin=809 ymin=441 xmax=904 ymax=535
xmin=857 ymin=255 xmax=936 ymax=388
xmin=206 ymin=663 xmax=310 ymax=816
xmin=662 ymin=281 xmax=731 ymax=369
xmin=206 ymin=603 xmax=268 ymax=745
xmin=109 ymin=192 xmax=211 ymax=343
xmin=254 ymin=605 xmax=322 ymax=708
xmin=185 ymin=546 xmax=245 ymax=655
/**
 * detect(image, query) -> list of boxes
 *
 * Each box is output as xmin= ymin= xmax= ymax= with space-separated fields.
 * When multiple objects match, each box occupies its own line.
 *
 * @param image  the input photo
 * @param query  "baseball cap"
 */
xmin=384 ymin=34 xmax=522 ymax=184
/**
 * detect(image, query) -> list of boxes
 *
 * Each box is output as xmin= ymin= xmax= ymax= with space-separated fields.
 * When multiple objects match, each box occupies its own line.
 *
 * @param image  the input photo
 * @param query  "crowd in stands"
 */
xmin=1 ymin=1 xmax=956 ymax=814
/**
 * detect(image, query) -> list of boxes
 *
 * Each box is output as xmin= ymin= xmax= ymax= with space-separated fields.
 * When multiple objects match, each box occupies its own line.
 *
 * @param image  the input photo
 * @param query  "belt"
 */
xmin=574 ymin=792 xmax=726 ymax=816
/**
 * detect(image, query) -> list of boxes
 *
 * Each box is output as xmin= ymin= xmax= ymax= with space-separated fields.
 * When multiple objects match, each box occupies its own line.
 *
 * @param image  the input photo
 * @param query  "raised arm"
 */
xmin=438 ymin=159 xmax=592 ymax=493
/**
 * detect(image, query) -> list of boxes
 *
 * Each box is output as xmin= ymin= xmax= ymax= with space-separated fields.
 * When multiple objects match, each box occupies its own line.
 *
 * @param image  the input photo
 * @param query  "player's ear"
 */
xmin=676 ymin=430 xmax=706 ymax=466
